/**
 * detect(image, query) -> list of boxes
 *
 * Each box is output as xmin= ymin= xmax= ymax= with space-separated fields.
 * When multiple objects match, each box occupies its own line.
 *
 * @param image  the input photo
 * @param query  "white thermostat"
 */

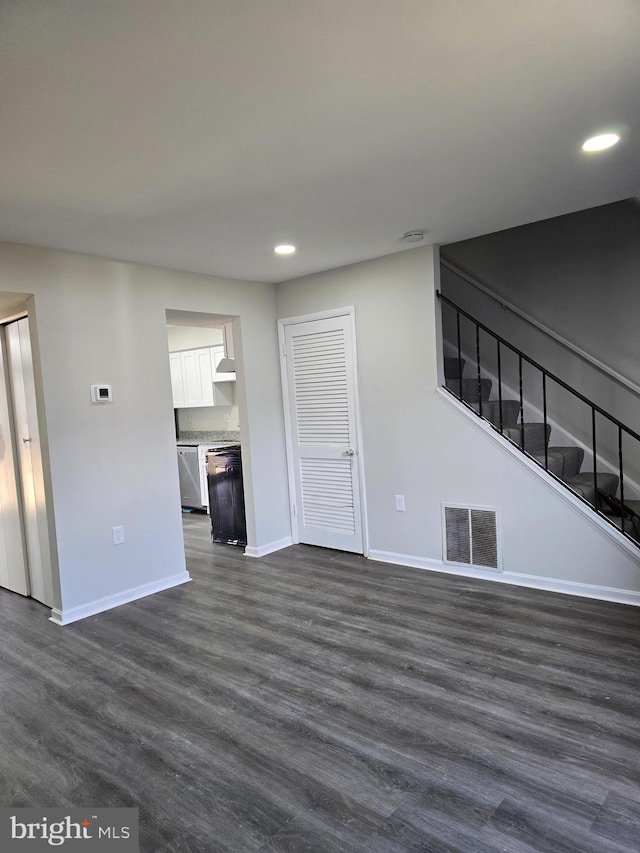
xmin=91 ymin=384 xmax=113 ymax=403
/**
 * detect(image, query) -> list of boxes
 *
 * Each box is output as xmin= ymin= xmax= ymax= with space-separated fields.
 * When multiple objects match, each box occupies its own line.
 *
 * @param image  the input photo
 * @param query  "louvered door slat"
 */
xmin=292 ymin=327 xmax=350 ymax=447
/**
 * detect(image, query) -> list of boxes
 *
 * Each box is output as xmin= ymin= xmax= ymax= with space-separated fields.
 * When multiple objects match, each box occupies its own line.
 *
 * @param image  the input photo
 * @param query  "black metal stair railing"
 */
xmin=437 ymin=290 xmax=640 ymax=546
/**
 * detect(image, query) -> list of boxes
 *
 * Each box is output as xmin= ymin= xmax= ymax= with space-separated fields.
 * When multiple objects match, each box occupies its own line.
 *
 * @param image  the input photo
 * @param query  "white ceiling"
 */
xmin=1 ymin=0 xmax=639 ymax=283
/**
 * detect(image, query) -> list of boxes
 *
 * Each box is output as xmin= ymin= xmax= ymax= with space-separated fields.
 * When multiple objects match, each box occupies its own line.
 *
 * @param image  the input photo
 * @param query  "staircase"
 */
xmin=438 ymin=311 xmax=640 ymax=547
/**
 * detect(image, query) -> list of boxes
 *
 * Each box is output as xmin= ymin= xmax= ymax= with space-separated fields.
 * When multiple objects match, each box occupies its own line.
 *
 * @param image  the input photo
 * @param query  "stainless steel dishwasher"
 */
xmin=177 ymin=445 xmax=202 ymax=509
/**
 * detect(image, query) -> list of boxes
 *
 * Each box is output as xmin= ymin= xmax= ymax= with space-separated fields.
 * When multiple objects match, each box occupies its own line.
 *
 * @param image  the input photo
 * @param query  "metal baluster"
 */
xmin=619 ymin=426 xmax=625 ymax=534
xmin=518 ymin=355 xmax=524 ymax=451
xmin=476 ymin=325 xmax=482 ymax=418
xmin=456 ymin=311 xmax=462 ymax=401
xmin=592 ymin=408 xmax=598 ymax=510
xmin=542 ymin=373 xmax=548 ymax=471
xmin=497 ymin=340 xmax=503 ymax=433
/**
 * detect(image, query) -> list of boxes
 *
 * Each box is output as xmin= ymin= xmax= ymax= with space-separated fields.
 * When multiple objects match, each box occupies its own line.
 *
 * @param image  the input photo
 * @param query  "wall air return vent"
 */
xmin=442 ymin=505 xmax=500 ymax=571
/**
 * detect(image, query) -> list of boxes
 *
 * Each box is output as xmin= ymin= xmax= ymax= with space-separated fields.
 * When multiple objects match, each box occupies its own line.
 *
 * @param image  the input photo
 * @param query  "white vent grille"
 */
xmin=291 ymin=329 xmax=349 ymax=446
xmin=443 ymin=505 xmax=500 ymax=570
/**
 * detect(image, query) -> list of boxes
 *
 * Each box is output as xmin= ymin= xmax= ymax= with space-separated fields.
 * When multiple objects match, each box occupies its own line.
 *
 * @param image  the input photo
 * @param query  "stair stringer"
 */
xmin=442 ymin=339 xmax=640 ymax=502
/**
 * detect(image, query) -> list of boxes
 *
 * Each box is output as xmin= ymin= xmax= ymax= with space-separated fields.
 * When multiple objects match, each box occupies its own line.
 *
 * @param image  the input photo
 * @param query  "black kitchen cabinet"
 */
xmin=206 ymin=447 xmax=247 ymax=546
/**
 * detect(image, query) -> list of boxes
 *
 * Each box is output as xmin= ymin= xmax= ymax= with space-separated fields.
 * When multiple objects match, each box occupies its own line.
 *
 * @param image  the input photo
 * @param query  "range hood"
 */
xmin=217 ymin=322 xmax=236 ymax=373
xmin=216 ymin=356 xmax=236 ymax=373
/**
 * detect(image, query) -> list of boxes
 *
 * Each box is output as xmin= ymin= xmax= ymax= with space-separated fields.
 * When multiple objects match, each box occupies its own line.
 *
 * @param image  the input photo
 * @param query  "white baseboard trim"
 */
xmin=49 ymin=572 xmax=192 ymax=626
xmin=368 ymin=549 xmax=640 ymax=608
xmin=244 ymin=536 xmax=293 ymax=558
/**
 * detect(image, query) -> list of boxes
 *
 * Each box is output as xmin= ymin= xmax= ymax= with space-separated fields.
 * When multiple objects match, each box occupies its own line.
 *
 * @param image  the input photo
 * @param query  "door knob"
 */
xmin=343 ymin=448 xmax=355 ymax=456
xmin=22 ymin=437 xmax=31 ymax=443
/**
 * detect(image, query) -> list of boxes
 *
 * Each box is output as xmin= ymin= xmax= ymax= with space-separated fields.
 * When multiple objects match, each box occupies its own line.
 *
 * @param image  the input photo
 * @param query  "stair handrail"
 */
xmin=438 ymin=289 xmax=640 ymax=545
xmin=440 ymin=257 xmax=640 ymax=400
xmin=436 ymin=291 xmax=640 ymax=443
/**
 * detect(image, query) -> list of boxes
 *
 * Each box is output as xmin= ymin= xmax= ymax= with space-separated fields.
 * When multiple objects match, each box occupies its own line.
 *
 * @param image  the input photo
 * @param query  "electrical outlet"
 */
xmin=395 ymin=495 xmax=405 ymax=512
xmin=112 ymin=525 xmax=125 ymax=545
xmin=224 ymin=413 xmax=231 ymax=423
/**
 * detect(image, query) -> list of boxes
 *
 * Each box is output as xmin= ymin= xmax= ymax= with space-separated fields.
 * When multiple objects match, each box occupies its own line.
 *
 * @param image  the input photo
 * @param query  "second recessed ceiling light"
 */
xmin=582 ymin=133 xmax=620 ymax=152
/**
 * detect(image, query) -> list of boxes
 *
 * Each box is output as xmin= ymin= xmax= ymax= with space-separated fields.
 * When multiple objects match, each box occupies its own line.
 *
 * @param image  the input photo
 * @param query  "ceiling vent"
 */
xmin=442 ymin=505 xmax=500 ymax=571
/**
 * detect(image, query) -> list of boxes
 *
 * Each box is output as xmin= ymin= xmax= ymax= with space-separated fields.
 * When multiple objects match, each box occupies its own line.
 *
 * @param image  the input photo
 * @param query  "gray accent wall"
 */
xmin=441 ymin=199 xmax=640 ymax=498
xmin=442 ymin=200 xmax=640 ymax=386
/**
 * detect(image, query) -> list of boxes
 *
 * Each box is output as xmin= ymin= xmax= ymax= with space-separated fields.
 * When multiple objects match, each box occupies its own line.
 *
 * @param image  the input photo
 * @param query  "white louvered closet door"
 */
xmin=284 ymin=315 xmax=363 ymax=553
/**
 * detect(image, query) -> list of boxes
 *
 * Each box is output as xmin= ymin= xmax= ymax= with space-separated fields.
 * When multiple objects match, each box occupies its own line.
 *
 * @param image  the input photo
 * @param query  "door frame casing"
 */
xmin=278 ymin=306 xmax=369 ymax=556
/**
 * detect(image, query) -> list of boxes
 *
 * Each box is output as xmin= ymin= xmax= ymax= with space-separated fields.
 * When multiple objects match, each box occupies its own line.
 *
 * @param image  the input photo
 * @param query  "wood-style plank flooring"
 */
xmin=1 ymin=513 xmax=640 ymax=852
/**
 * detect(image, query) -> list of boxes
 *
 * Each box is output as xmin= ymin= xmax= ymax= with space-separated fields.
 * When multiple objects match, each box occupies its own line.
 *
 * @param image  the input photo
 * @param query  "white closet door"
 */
xmin=6 ymin=319 xmax=53 ymax=607
xmin=284 ymin=314 xmax=363 ymax=553
xmin=0 ymin=332 xmax=29 ymax=596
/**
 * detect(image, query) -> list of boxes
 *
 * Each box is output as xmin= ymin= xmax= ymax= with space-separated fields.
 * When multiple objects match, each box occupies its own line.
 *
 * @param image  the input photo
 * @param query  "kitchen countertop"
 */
xmin=178 ymin=430 xmax=240 ymax=442
xmin=177 ymin=440 xmax=239 ymax=449
xmin=177 ymin=430 xmax=240 ymax=449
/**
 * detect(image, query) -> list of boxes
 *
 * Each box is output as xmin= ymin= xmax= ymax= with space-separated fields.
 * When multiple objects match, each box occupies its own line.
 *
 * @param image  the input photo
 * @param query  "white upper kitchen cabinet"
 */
xmin=196 ymin=347 xmax=215 ymax=406
xmin=169 ymin=352 xmax=186 ymax=408
xmin=170 ymin=347 xmax=235 ymax=408
xmin=181 ymin=350 xmax=201 ymax=406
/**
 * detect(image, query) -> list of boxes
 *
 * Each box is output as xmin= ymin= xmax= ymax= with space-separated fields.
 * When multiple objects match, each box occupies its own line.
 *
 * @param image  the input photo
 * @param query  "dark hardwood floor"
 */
xmin=1 ymin=513 xmax=640 ymax=852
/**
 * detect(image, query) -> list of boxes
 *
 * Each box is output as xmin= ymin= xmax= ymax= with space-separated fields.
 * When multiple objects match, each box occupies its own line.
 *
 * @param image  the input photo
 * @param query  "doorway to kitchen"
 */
xmin=165 ymin=309 xmax=246 ymax=548
xmin=279 ymin=307 xmax=367 ymax=555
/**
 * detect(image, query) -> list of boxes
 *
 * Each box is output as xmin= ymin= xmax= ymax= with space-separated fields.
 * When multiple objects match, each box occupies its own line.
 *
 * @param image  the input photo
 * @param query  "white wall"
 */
xmin=166 ymin=326 xmax=224 ymax=351
xmin=176 ymin=404 xmax=240 ymax=433
xmin=0 ymin=242 xmax=291 ymax=621
xmin=276 ymin=246 xmax=640 ymax=598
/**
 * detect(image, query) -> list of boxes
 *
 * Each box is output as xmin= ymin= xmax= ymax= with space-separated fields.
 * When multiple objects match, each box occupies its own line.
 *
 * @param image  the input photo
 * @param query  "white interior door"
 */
xmin=283 ymin=312 xmax=364 ymax=553
xmin=6 ymin=318 xmax=54 ymax=607
xmin=0 ymin=331 xmax=29 ymax=596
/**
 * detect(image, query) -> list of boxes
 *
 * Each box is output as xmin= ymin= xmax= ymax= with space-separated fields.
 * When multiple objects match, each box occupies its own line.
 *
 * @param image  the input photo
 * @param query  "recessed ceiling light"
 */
xmin=274 ymin=244 xmax=296 ymax=255
xmin=581 ymin=133 xmax=620 ymax=152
